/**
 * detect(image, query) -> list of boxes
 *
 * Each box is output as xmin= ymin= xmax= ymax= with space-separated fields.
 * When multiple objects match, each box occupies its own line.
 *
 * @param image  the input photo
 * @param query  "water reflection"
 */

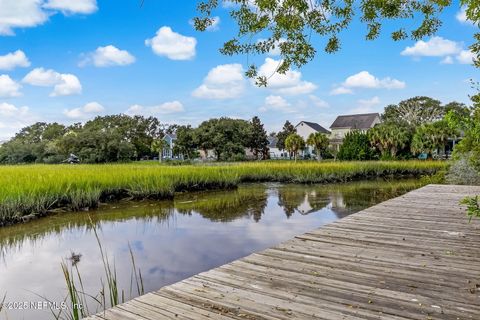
xmin=0 ymin=179 xmax=423 ymax=320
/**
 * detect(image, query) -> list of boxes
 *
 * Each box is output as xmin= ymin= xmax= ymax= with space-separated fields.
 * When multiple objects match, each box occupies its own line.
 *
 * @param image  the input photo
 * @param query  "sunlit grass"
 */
xmin=0 ymin=161 xmax=447 ymax=224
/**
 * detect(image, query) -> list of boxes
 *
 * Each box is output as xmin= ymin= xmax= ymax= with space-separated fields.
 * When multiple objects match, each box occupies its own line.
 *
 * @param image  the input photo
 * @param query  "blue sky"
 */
xmin=0 ymin=0 xmax=477 ymax=139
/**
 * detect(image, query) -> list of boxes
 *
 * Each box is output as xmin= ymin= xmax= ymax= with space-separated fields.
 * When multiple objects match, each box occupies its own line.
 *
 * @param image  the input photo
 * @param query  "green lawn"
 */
xmin=0 ymin=160 xmax=447 ymax=225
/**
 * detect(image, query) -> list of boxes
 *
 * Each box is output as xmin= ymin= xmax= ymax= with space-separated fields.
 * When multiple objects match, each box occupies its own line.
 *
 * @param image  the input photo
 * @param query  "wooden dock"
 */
xmin=86 ymin=184 xmax=480 ymax=320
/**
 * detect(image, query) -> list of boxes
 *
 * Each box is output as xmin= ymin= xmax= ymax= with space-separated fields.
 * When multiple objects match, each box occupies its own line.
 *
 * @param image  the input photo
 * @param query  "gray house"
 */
xmin=329 ymin=113 xmax=381 ymax=150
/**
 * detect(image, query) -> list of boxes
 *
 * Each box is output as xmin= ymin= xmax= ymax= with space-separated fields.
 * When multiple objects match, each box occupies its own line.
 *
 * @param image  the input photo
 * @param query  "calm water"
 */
xmin=0 ymin=179 xmax=423 ymax=320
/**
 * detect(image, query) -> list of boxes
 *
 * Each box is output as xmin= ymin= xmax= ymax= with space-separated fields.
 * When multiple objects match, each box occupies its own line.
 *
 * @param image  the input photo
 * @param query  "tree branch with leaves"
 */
xmin=194 ymin=0 xmax=479 ymax=85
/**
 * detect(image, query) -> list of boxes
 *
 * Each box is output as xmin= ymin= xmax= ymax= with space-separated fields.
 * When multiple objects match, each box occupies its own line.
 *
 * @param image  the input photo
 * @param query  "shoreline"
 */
xmin=0 ymin=161 xmax=447 ymax=227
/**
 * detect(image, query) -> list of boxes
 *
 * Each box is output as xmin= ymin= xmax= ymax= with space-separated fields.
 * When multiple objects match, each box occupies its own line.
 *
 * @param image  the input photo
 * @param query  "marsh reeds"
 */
xmin=55 ymin=218 xmax=144 ymax=320
xmin=0 ymin=161 xmax=447 ymax=225
xmin=0 ymin=293 xmax=5 ymax=313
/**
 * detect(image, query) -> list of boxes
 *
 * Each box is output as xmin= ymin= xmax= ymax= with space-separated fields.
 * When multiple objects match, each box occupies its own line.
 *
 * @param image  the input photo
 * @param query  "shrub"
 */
xmin=460 ymin=196 xmax=480 ymax=221
xmin=445 ymin=153 xmax=480 ymax=185
xmin=338 ymin=131 xmax=377 ymax=161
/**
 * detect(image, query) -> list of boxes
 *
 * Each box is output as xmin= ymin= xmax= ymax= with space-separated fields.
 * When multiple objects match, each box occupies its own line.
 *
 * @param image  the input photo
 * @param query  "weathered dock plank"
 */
xmin=87 ymin=184 xmax=480 ymax=319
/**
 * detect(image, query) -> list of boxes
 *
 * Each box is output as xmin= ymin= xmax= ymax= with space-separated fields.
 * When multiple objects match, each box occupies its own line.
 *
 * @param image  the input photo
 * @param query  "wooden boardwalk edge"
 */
xmin=86 ymin=184 xmax=480 ymax=320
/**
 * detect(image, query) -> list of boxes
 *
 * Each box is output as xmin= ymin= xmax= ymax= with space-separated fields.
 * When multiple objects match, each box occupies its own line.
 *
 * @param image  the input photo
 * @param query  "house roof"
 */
xmin=330 ymin=113 xmax=380 ymax=129
xmin=296 ymin=121 xmax=330 ymax=134
xmin=164 ymin=133 xmax=177 ymax=140
xmin=267 ymin=136 xmax=278 ymax=148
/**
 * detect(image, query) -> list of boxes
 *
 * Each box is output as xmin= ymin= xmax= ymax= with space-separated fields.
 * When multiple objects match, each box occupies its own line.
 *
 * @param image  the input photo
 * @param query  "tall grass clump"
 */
xmin=54 ymin=219 xmax=144 ymax=320
xmin=0 ymin=293 xmax=5 ymax=313
xmin=0 ymin=161 xmax=446 ymax=225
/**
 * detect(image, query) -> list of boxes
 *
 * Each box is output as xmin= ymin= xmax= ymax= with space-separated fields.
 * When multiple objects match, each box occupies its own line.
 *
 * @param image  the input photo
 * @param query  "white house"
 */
xmin=295 ymin=121 xmax=330 ymax=158
xmin=162 ymin=133 xmax=178 ymax=160
xmin=329 ymin=113 xmax=381 ymax=150
xmin=267 ymin=136 xmax=287 ymax=159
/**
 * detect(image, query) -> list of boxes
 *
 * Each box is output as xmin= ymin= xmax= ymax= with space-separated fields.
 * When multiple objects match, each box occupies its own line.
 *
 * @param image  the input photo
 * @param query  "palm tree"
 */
xmin=151 ymin=139 xmax=168 ymax=163
xmin=285 ymin=133 xmax=305 ymax=162
xmin=306 ymin=132 xmax=329 ymax=161
xmin=431 ymin=120 xmax=456 ymax=155
xmin=412 ymin=120 xmax=457 ymax=157
xmin=411 ymin=125 xmax=436 ymax=156
xmin=388 ymin=126 xmax=410 ymax=158
xmin=368 ymin=123 xmax=410 ymax=159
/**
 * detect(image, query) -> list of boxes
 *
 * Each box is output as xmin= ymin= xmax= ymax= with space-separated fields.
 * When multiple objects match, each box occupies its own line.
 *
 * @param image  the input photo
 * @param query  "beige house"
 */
xmin=329 ymin=113 xmax=381 ymax=150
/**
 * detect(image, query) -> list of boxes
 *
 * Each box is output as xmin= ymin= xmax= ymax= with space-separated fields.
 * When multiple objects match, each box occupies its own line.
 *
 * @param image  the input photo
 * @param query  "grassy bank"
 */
xmin=0 ymin=161 xmax=447 ymax=226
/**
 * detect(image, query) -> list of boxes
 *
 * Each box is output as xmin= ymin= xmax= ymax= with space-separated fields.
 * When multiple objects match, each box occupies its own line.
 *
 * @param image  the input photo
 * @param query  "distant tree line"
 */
xmin=0 ymin=115 xmax=168 ymax=163
xmin=0 ymin=115 xmax=270 ymax=164
xmin=0 ymin=96 xmax=475 ymax=164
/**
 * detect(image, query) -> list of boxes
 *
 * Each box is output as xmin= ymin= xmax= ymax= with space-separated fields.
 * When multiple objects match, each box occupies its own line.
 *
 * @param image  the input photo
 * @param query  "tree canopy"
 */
xmin=285 ymin=133 xmax=305 ymax=161
xmin=411 ymin=119 xmax=457 ymax=156
xmin=368 ymin=122 xmax=412 ymax=159
xmin=276 ymin=120 xmax=296 ymax=150
xmin=194 ymin=0 xmax=480 ymax=85
xmin=338 ymin=131 xmax=376 ymax=161
xmin=247 ymin=116 xmax=269 ymax=159
xmin=0 ymin=115 xmax=166 ymax=164
xmin=306 ymin=132 xmax=329 ymax=160
xmin=382 ymin=96 xmax=444 ymax=126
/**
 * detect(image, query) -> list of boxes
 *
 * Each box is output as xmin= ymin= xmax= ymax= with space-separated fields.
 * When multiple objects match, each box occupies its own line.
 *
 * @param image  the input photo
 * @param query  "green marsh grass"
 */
xmin=0 ymin=161 xmax=447 ymax=225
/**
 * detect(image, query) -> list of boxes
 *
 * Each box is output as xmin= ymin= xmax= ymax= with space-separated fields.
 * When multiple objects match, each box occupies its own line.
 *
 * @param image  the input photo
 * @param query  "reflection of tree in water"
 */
xmin=0 ymin=179 xmax=423 ymax=261
xmin=175 ymin=186 xmax=268 ymax=222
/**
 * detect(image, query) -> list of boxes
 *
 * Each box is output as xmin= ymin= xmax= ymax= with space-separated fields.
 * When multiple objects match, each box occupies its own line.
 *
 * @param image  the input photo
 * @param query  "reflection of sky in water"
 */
xmin=0 ymin=180 xmax=421 ymax=320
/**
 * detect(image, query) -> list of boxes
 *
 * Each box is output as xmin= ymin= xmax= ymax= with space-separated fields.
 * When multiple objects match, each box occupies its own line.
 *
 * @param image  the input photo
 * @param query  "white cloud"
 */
xmin=0 ymin=74 xmax=21 ymax=97
xmin=22 ymin=67 xmax=59 ymax=86
xmin=343 ymin=71 xmax=406 ymax=89
xmin=256 ymin=58 xmax=317 ymax=95
xmin=259 ymin=95 xmax=294 ymax=113
xmin=22 ymin=67 xmax=82 ymax=96
xmin=456 ymin=7 xmax=473 ymax=25
xmin=358 ymin=96 xmax=380 ymax=108
xmin=0 ymin=102 xmax=35 ymax=140
xmin=43 ymin=0 xmax=97 ymax=14
xmin=440 ymin=56 xmax=454 ymax=64
xmin=457 ymin=50 xmax=475 ymax=64
xmin=0 ymin=50 xmax=30 ymax=70
xmin=52 ymin=74 xmax=82 ymax=96
xmin=145 ymin=26 xmax=197 ymax=60
xmin=456 ymin=7 xmax=468 ymax=23
xmin=63 ymin=101 xmax=104 ymax=120
xmin=330 ymin=86 xmax=353 ymax=95
xmin=205 ymin=16 xmax=221 ymax=31
xmin=0 ymin=0 xmax=49 ymax=35
xmin=309 ymin=95 xmax=329 ymax=108
xmin=331 ymin=71 xmax=405 ymax=94
xmin=126 ymin=101 xmax=184 ymax=116
xmin=192 ymin=63 xmax=246 ymax=99
xmin=80 ymin=45 xmax=135 ymax=67
xmin=401 ymin=36 xmax=462 ymax=57
xmin=0 ymin=0 xmax=97 ymax=35
xmin=401 ymin=36 xmax=477 ymax=65
xmin=349 ymin=96 xmax=381 ymax=114
xmin=0 ymin=102 xmax=28 ymax=116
